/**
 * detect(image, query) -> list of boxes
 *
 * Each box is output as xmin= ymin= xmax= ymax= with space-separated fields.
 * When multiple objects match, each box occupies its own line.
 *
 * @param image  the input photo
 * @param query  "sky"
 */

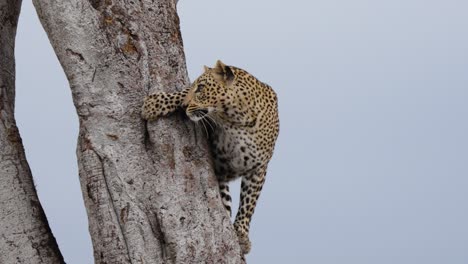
xmin=14 ymin=0 xmax=468 ymax=263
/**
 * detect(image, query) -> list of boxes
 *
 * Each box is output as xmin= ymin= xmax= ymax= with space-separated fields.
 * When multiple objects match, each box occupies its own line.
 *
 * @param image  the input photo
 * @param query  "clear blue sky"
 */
xmin=15 ymin=0 xmax=468 ymax=263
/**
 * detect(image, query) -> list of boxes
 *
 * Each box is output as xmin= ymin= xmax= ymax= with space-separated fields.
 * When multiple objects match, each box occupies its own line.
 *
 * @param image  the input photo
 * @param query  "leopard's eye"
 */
xmin=195 ymin=84 xmax=205 ymax=93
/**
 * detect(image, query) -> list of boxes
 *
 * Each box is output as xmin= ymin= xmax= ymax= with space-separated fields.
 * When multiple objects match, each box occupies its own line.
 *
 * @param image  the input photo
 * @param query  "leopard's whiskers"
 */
xmin=196 ymin=112 xmax=210 ymax=137
xmin=201 ymin=114 xmax=216 ymax=132
xmin=204 ymin=114 xmax=220 ymax=129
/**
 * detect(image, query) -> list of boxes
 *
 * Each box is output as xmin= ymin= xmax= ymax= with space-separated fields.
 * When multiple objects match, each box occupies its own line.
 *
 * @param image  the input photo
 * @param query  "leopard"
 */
xmin=141 ymin=60 xmax=279 ymax=255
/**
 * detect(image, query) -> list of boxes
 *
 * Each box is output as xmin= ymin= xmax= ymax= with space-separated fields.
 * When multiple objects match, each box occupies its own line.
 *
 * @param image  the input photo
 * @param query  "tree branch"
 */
xmin=0 ymin=0 xmax=64 ymax=263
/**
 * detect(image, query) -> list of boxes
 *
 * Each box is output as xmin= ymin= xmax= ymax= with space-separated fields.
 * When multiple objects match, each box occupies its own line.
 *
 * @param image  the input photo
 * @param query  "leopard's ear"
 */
xmin=212 ymin=60 xmax=234 ymax=87
xmin=203 ymin=65 xmax=210 ymax=72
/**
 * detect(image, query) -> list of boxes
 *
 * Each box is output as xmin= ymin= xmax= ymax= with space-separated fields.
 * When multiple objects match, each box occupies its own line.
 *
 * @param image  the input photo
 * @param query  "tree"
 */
xmin=0 ymin=0 xmax=64 ymax=263
xmin=2 ymin=0 xmax=245 ymax=263
xmin=30 ymin=0 xmax=244 ymax=263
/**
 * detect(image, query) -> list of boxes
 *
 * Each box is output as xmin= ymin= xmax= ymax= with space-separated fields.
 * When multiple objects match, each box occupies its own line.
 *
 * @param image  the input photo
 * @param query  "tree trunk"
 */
xmin=0 ymin=1 xmax=65 ymax=263
xmin=33 ymin=0 xmax=244 ymax=263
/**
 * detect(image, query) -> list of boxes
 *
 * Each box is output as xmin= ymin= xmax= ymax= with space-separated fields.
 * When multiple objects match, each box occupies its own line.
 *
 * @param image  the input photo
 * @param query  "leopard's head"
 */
xmin=185 ymin=60 xmax=237 ymax=122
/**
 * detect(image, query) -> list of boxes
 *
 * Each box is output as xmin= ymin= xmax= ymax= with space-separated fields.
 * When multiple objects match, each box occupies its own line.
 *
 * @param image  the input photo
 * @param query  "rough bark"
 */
xmin=33 ymin=0 xmax=244 ymax=263
xmin=0 ymin=1 xmax=65 ymax=263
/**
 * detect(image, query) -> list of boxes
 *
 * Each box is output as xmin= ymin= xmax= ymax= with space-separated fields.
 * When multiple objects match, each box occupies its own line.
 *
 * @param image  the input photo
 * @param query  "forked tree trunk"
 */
xmin=0 ymin=0 xmax=64 ymax=263
xmin=33 ymin=0 xmax=244 ymax=263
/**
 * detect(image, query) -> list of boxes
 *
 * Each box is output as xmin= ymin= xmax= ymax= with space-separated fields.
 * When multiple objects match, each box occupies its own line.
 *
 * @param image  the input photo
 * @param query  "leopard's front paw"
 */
xmin=141 ymin=93 xmax=165 ymax=121
xmin=235 ymin=227 xmax=251 ymax=255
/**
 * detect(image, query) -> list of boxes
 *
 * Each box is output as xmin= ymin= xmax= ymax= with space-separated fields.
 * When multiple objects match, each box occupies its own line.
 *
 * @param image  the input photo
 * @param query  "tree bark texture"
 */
xmin=33 ymin=0 xmax=244 ymax=263
xmin=0 ymin=1 xmax=65 ymax=263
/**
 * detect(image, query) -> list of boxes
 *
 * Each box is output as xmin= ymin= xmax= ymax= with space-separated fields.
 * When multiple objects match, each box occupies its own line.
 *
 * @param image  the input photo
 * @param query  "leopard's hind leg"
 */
xmin=233 ymin=166 xmax=267 ymax=254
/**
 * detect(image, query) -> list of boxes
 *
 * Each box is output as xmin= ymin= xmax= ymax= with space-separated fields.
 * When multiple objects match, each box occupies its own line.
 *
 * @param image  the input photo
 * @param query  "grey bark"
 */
xmin=0 ymin=0 xmax=65 ymax=263
xmin=33 ymin=0 xmax=244 ymax=263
